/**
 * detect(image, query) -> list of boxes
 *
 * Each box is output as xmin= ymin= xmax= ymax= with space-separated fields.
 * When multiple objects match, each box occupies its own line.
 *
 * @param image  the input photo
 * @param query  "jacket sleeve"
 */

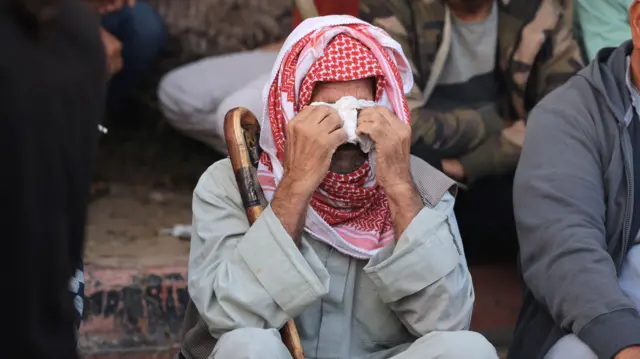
xmin=364 ymin=192 xmax=474 ymax=334
xmin=456 ymin=130 xmax=522 ymax=183
xmin=535 ymin=6 xmax=585 ymax=101
xmin=188 ymin=160 xmax=330 ymax=339
xmin=514 ymin=80 xmax=640 ymax=359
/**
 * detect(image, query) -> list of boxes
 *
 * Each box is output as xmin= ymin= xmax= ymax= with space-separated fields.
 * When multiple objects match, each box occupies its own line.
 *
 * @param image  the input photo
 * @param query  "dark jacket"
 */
xmin=0 ymin=1 xmax=105 ymax=358
xmin=508 ymin=41 xmax=640 ymax=359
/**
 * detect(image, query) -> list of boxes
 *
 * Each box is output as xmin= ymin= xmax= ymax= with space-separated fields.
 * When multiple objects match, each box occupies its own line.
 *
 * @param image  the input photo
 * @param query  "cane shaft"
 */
xmin=224 ymin=107 xmax=304 ymax=359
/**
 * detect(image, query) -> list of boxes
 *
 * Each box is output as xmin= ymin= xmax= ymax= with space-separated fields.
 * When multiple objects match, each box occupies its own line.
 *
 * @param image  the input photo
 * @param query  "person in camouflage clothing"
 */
xmin=360 ymin=0 xmax=584 ymax=253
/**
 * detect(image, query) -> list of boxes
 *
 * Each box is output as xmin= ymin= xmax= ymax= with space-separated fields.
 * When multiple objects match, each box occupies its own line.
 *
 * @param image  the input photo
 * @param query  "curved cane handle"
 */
xmin=223 ymin=107 xmax=304 ymax=359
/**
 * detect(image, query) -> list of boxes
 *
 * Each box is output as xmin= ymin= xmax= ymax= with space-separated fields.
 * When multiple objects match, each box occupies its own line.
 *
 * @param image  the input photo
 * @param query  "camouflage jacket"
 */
xmin=360 ymin=0 xmax=584 ymax=182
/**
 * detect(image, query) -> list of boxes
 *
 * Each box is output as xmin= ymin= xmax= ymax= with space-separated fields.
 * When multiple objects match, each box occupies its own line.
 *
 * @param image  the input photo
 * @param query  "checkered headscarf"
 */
xmin=257 ymin=16 xmax=414 ymax=259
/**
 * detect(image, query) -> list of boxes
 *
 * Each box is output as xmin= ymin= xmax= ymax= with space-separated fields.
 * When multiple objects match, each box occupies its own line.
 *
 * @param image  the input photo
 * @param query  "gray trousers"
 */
xmin=210 ymin=328 xmax=498 ymax=359
xmin=157 ymin=50 xmax=278 ymax=154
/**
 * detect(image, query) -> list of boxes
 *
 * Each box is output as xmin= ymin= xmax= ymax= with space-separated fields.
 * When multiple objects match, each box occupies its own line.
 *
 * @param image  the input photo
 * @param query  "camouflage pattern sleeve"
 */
xmin=457 ymin=132 xmax=521 ymax=184
xmin=410 ymin=105 xmax=505 ymax=160
xmin=359 ymin=0 xmax=417 ymax=75
xmin=534 ymin=6 xmax=584 ymax=101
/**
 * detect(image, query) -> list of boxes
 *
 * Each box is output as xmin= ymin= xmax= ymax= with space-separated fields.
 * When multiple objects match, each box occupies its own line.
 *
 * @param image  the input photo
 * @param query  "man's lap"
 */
xmin=211 ymin=329 xmax=497 ymax=359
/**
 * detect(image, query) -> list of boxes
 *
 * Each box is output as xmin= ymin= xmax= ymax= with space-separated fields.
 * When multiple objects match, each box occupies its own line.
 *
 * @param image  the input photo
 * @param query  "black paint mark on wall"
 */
xmin=82 ymin=272 xmax=190 ymax=345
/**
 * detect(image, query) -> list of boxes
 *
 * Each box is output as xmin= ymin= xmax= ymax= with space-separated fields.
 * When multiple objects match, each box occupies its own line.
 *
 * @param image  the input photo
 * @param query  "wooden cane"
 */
xmin=223 ymin=107 xmax=305 ymax=359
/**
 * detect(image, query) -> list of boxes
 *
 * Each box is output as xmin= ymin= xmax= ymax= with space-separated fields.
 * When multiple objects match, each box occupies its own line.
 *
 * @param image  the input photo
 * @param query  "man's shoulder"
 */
xmin=526 ymin=73 xmax=608 ymax=143
xmin=409 ymin=156 xmax=456 ymax=209
xmin=195 ymin=158 xmax=236 ymax=195
xmin=532 ymin=73 xmax=597 ymax=118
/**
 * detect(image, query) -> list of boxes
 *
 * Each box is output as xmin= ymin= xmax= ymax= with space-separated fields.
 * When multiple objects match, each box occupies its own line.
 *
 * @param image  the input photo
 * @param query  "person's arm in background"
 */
xmin=360 ymin=0 xmax=517 ymax=182
xmin=576 ymin=0 xmax=632 ymax=60
xmin=449 ymin=0 xmax=585 ymax=183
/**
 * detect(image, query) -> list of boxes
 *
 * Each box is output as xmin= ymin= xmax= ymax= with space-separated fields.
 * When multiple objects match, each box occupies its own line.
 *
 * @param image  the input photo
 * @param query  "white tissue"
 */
xmin=310 ymin=96 xmax=377 ymax=153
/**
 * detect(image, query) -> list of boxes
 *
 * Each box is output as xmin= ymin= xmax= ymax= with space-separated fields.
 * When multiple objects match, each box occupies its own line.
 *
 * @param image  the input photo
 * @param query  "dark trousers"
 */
xmin=412 ymin=143 xmax=518 ymax=261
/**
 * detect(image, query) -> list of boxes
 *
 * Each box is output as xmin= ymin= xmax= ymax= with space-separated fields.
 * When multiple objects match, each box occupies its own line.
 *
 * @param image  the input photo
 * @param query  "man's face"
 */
xmin=310 ymin=78 xmax=375 ymax=174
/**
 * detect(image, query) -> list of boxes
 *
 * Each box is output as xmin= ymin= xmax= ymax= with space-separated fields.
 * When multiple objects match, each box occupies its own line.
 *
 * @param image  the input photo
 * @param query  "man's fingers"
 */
xmin=320 ymin=112 xmax=342 ymax=132
xmin=356 ymin=121 xmax=380 ymax=140
xmin=312 ymin=105 xmax=336 ymax=124
xmin=328 ymin=126 xmax=348 ymax=148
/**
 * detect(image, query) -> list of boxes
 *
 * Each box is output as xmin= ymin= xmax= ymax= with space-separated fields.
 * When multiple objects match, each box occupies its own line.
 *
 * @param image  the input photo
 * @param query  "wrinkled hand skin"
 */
xmin=271 ymin=105 xmax=348 ymax=244
xmin=357 ymin=106 xmax=424 ymax=238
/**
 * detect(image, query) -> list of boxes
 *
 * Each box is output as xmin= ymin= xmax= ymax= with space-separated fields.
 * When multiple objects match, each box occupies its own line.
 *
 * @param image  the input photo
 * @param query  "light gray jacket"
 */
xmin=184 ymin=156 xmax=472 ymax=359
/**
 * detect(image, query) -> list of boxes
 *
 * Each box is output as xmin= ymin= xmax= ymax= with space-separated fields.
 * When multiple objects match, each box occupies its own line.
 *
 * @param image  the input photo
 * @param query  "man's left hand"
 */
xmin=357 ymin=106 xmax=423 ymax=238
xmin=357 ymin=106 xmax=413 ymax=193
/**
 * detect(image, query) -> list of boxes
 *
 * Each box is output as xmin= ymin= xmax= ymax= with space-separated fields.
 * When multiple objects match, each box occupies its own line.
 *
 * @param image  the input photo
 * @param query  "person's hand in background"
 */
xmin=442 ymin=158 xmax=465 ymax=181
xmin=100 ymin=27 xmax=123 ymax=76
xmin=88 ymin=0 xmax=135 ymax=14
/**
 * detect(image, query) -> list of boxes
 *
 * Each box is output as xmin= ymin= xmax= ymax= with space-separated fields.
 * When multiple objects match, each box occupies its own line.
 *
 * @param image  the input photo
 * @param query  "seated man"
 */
xmin=360 ymin=0 xmax=584 ymax=254
xmin=157 ymin=0 xmax=359 ymax=155
xmin=91 ymin=0 xmax=166 ymax=108
xmin=575 ymin=0 xmax=633 ymax=60
xmin=508 ymin=2 xmax=640 ymax=359
xmin=179 ymin=15 xmax=498 ymax=359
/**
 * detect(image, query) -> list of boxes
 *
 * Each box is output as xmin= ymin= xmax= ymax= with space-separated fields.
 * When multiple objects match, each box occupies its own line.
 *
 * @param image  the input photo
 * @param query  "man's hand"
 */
xmin=271 ymin=105 xmax=347 ymax=243
xmin=357 ymin=106 xmax=423 ymax=237
xmin=88 ymin=0 xmax=134 ymax=14
xmin=615 ymin=347 xmax=640 ymax=359
xmin=442 ymin=158 xmax=465 ymax=181
xmin=357 ymin=106 xmax=413 ymax=191
xmin=100 ymin=28 xmax=123 ymax=76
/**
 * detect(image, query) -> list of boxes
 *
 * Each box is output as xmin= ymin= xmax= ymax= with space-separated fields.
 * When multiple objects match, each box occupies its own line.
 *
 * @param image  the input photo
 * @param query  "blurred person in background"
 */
xmin=575 ymin=0 xmax=633 ymax=61
xmin=360 ymin=0 xmax=584 ymax=256
xmin=86 ymin=0 xmax=166 ymax=201
xmin=89 ymin=0 xmax=166 ymax=109
xmin=0 ymin=0 xmax=106 ymax=357
xmin=157 ymin=0 xmax=359 ymax=155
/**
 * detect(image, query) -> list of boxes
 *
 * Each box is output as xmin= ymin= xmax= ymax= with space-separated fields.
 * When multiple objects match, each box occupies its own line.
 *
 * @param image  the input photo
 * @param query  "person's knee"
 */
xmin=436 ymin=331 xmax=498 ymax=359
xmin=158 ymin=70 xmax=187 ymax=120
xmin=544 ymin=334 xmax=597 ymax=359
xmin=119 ymin=2 xmax=166 ymax=66
xmin=212 ymin=328 xmax=292 ymax=359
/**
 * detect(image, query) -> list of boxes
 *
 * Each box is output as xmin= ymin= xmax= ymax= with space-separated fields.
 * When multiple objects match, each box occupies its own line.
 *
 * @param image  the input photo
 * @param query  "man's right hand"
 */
xmin=615 ymin=347 xmax=640 ymax=359
xmin=271 ymin=105 xmax=347 ymax=242
xmin=100 ymin=28 xmax=123 ymax=76
xmin=281 ymin=105 xmax=347 ymax=195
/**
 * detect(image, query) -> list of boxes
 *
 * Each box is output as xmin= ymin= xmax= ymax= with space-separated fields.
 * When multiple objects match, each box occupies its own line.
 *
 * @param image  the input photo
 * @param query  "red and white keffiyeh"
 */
xmin=257 ymin=15 xmax=414 ymax=259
